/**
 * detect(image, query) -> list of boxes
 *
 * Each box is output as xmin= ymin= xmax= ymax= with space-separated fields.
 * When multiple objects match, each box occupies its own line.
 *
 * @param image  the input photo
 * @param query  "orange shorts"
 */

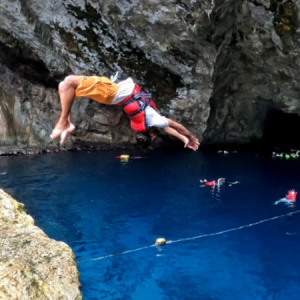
xmin=75 ymin=76 xmax=119 ymax=104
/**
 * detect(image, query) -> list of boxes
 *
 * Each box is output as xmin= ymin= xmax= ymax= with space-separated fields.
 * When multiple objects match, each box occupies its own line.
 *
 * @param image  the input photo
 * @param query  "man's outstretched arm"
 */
xmin=164 ymin=119 xmax=200 ymax=151
xmin=163 ymin=127 xmax=198 ymax=151
xmin=166 ymin=118 xmax=200 ymax=145
xmin=163 ymin=127 xmax=189 ymax=149
xmin=167 ymin=119 xmax=197 ymax=140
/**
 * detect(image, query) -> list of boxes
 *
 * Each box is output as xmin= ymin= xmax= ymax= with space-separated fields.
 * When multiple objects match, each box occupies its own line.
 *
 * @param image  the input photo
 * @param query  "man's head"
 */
xmin=135 ymin=128 xmax=159 ymax=149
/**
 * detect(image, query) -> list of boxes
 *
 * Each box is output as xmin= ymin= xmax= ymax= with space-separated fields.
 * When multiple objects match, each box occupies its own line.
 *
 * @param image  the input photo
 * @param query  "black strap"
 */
xmin=127 ymin=97 xmax=151 ymax=117
xmin=121 ymin=92 xmax=151 ymax=107
xmin=121 ymin=85 xmax=152 ymax=117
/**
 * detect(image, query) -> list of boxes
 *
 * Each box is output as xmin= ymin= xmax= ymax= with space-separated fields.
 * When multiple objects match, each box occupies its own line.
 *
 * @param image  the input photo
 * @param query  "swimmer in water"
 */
xmin=200 ymin=178 xmax=240 ymax=187
xmin=275 ymin=190 xmax=297 ymax=207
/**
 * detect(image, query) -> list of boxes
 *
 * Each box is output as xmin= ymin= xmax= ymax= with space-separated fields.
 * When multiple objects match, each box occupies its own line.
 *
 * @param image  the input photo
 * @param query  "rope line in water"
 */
xmin=166 ymin=210 xmax=300 ymax=244
xmin=78 ymin=245 xmax=156 ymax=263
xmin=77 ymin=210 xmax=300 ymax=263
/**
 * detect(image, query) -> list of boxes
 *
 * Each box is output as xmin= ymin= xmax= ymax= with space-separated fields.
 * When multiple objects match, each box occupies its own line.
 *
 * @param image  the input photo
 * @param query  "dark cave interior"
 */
xmin=263 ymin=110 xmax=300 ymax=150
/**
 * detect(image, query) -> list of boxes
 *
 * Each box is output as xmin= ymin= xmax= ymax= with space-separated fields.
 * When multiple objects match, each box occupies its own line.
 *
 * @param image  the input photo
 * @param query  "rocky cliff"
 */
xmin=0 ymin=189 xmax=82 ymax=300
xmin=0 ymin=0 xmax=300 ymax=153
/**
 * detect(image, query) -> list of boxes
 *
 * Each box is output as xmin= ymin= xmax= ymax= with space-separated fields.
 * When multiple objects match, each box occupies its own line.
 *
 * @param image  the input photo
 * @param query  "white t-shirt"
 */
xmin=145 ymin=106 xmax=169 ymax=128
xmin=112 ymin=78 xmax=135 ymax=104
xmin=112 ymin=78 xmax=169 ymax=128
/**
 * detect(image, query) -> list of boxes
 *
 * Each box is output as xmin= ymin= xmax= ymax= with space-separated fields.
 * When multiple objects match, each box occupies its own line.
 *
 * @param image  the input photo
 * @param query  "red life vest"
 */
xmin=205 ymin=180 xmax=216 ymax=186
xmin=118 ymin=84 xmax=157 ymax=132
xmin=286 ymin=190 xmax=297 ymax=201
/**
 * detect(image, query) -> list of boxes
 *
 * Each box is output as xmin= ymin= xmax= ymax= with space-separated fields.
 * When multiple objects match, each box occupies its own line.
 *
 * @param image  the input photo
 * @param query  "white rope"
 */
xmin=78 ymin=244 xmax=156 ymax=263
xmin=77 ymin=210 xmax=300 ymax=263
xmin=167 ymin=210 xmax=300 ymax=244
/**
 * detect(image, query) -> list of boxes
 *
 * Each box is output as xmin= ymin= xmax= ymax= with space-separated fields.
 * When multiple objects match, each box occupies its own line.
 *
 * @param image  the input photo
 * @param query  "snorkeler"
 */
xmin=274 ymin=190 xmax=297 ymax=206
xmin=50 ymin=73 xmax=199 ymax=150
xmin=200 ymin=178 xmax=240 ymax=187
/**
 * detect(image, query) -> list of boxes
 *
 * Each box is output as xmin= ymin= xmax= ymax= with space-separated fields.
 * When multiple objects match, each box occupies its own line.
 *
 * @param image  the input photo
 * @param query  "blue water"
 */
xmin=1 ymin=149 xmax=300 ymax=300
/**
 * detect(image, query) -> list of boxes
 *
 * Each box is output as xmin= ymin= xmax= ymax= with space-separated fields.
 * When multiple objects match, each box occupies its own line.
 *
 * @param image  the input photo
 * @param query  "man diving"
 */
xmin=50 ymin=74 xmax=200 ymax=151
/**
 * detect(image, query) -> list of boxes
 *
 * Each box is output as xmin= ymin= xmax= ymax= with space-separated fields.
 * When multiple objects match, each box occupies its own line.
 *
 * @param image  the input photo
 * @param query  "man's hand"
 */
xmin=188 ymin=138 xmax=200 ymax=151
xmin=183 ymin=137 xmax=200 ymax=151
xmin=182 ymin=136 xmax=189 ymax=148
xmin=190 ymin=135 xmax=199 ymax=144
xmin=163 ymin=126 xmax=200 ymax=151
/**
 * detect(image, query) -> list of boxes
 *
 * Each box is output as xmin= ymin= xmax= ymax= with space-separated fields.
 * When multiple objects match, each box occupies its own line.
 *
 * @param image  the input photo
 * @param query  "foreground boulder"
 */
xmin=0 ymin=189 xmax=82 ymax=300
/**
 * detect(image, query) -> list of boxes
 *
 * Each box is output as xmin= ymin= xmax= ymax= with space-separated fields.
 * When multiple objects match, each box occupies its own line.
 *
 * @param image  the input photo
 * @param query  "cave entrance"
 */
xmin=263 ymin=110 xmax=300 ymax=149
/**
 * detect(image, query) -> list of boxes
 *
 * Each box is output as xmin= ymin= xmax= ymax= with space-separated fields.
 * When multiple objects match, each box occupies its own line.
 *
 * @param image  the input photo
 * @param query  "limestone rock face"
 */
xmin=204 ymin=0 xmax=300 ymax=145
xmin=1 ymin=0 xmax=300 ymax=151
xmin=0 ymin=189 xmax=82 ymax=300
xmin=0 ymin=0 xmax=214 ymax=152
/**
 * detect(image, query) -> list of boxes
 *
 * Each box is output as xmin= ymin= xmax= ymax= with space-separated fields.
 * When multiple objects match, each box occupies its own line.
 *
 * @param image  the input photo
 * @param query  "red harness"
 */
xmin=118 ymin=84 xmax=157 ymax=132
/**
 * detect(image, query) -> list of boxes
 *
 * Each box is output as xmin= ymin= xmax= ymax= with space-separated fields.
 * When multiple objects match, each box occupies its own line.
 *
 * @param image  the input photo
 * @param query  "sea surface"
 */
xmin=0 ymin=149 xmax=300 ymax=300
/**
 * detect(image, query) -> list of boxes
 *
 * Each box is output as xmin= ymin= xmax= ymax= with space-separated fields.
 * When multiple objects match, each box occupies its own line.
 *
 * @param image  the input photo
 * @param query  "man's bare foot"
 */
xmin=50 ymin=129 xmax=64 ymax=140
xmin=50 ymin=122 xmax=70 ymax=140
xmin=60 ymin=123 xmax=76 ymax=145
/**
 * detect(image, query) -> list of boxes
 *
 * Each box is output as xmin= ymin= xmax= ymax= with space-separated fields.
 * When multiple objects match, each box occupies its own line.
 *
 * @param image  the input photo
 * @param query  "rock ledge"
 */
xmin=0 ymin=189 xmax=82 ymax=300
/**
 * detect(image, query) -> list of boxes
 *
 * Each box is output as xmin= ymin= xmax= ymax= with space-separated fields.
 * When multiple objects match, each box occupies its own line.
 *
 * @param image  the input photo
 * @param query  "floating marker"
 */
xmin=115 ymin=154 xmax=130 ymax=162
xmin=155 ymin=238 xmax=166 ymax=246
xmin=115 ymin=154 xmax=146 ymax=161
xmin=218 ymin=150 xmax=229 ymax=154
xmin=115 ymin=154 xmax=130 ymax=160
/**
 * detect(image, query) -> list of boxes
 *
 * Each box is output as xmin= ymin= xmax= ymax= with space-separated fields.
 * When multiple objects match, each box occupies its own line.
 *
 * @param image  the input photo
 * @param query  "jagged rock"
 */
xmin=0 ymin=189 xmax=82 ymax=300
xmin=204 ymin=0 xmax=300 ymax=145
xmin=0 ymin=0 xmax=214 ymax=153
xmin=1 ymin=0 xmax=300 ymax=152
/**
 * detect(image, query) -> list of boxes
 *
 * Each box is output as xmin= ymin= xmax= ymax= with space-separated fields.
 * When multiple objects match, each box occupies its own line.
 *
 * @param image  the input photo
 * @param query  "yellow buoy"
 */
xmin=120 ymin=154 xmax=130 ymax=160
xmin=155 ymin=238 xmax=166 ymax=246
